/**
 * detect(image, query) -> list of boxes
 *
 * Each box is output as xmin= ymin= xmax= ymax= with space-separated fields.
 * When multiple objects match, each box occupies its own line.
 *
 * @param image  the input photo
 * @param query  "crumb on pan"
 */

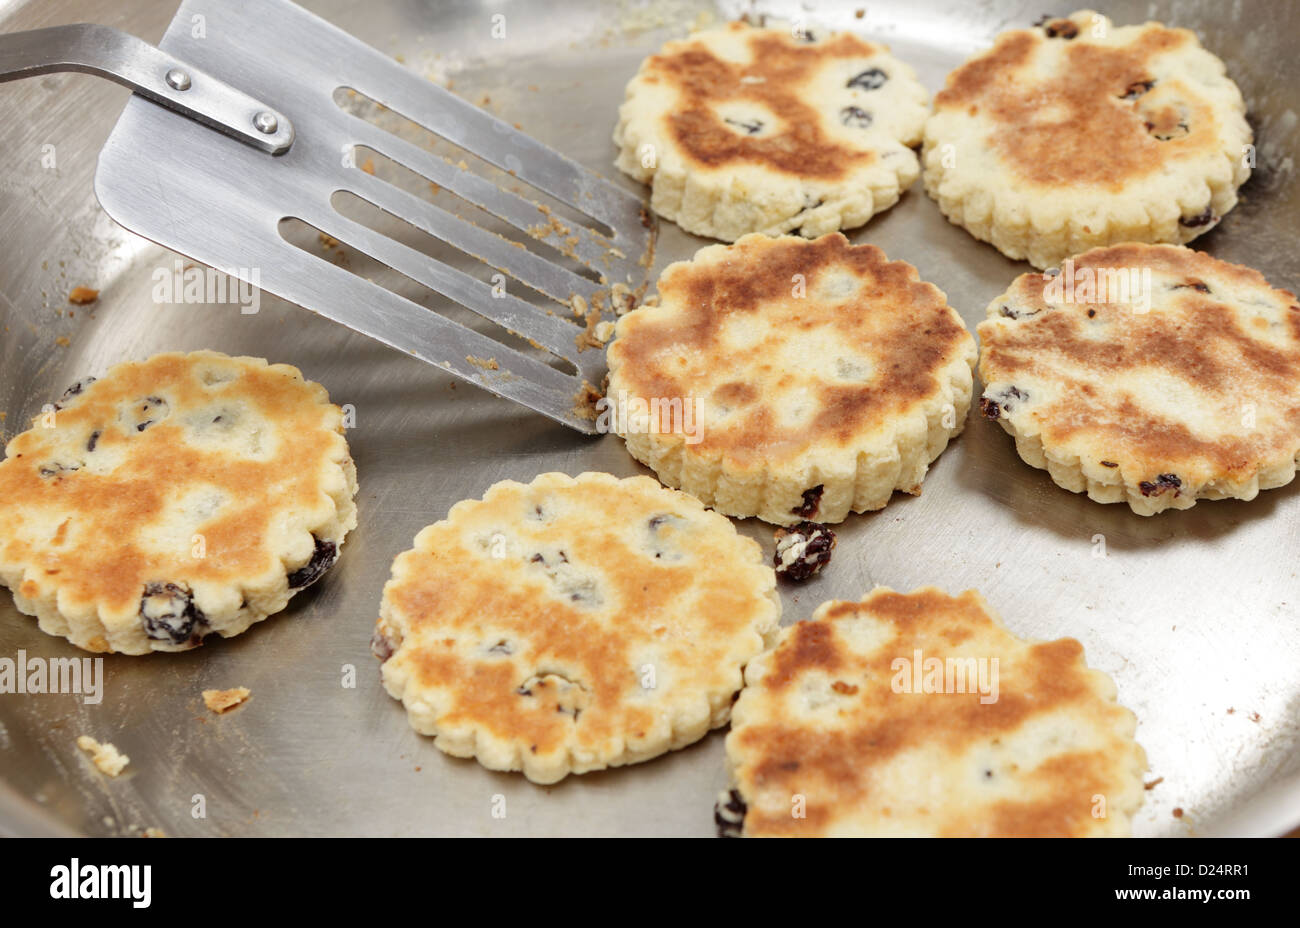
xmin=610 ymin=282 xmax=637 ymax=315
xmin=466 ymin=355 xmax=500 ymax=371
xmin=572 ymin=380 xmax=603 ymax=421
xmin=202 ymin=686 xmax=251 ymax=714
xmin=575 ymin=308 xmax=612 ymax=352
xmin=68 ymin=286 xmax=99 ymax=305
xmin=123 ymin=823 xmax=167 ymax=837
xmin=76 ymin=735 xmax=129 ymax=776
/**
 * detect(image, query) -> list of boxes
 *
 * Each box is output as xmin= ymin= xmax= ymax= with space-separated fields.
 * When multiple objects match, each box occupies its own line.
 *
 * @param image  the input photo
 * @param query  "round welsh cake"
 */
xmin=371 ymin=472 xmax=780 ymax=784
xmin=978 ymin=244 xmax=1300 ymax=515
xmin=0 ymin=351 xmax=357 ymax=654
xmin=720 ymin=587 xmax=1147 ymax=837
xmin=614 ymin=20 xmax=929 ymax=241
xmin=923 ymin=10 xmax=1251 ymax=268
xmin=605 ymin=233 xmax=976 ymax=524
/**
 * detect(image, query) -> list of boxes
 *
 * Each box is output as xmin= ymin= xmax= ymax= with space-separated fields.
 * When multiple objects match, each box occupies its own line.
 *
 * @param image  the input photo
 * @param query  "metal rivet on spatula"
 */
xmin=253 ymin=111 xmax=279 ymax=134
xmin=165 ymin=68 xmax=191 ymax=91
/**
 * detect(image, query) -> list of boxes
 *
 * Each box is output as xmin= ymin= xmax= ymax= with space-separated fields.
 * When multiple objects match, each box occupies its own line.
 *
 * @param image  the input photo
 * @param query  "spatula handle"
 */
xmin=0 ymin=22 xmax=293 ymax=153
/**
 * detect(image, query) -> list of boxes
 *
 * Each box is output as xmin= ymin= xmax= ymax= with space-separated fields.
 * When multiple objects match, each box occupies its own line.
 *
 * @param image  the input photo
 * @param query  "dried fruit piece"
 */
xmin=846 ymin=67 xmax=888 ymax=90
xmin=140 ymin=582 xmax=206 ymax=644
xmin=773 ymin=521 xmax=836 ymax=582
xmin=714 ymin=788 xmax=747 ymax=837
xmin=287 ymin=536 xmax=339 ymax=590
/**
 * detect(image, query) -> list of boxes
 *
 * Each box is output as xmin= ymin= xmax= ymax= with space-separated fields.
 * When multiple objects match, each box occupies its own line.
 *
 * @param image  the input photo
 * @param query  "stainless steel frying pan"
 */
xmin=0 ymin=0 xmax=1297 ymax=836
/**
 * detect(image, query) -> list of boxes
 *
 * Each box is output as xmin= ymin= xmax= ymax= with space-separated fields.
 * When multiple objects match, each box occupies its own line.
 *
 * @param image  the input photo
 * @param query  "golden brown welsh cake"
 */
xmin=372 ymin=472 xmax=780 ymax=784
xmin=923 ymin=10 xmax=1251 ymax=268
xmin=978 ymin=244 xmax=1300 ymax=515
xmin=721 ymin=587 xmax=1147 ymax=837
xmin=614 ymin=20 xmax=929 ymax=240
xmin=0 ymin=351 xmax=357 ymax=654
xmin=605 ymin=233 xmax=976 ymax=524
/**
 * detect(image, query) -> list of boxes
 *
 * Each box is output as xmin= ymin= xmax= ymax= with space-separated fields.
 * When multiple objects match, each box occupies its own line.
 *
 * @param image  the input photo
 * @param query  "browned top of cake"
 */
xmin=639 ymin=22 xmax=885 ymax=178
xmin=0 ymin=351 xmax=346 ymax=617
xmin=607 ymin=233 xmax=974 ymax=469
xmin=376 ymin=473 xmax=776 ymax=763
xmin=727 ymin=587 xmax=1145 ymax=837
xmin=978 ymin=244 xmax=1300 ymax=486
xmin=933 ymin=15 xmax=1226 ymax=189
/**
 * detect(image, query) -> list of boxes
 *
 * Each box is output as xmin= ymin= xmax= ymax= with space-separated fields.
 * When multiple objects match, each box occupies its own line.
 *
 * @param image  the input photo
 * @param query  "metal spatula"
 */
xmin=0 ymin=0 xmax=654 ymax=433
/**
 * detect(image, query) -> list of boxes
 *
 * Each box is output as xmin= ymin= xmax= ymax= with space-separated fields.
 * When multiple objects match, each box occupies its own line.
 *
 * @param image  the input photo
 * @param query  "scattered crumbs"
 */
xmin=466 ymin=355 xmax=499 ymax=371
xmin=855 ymin=8 xmax=865 ymax=18
xmin=319 ymin=232 xmax=341 ymax=249
xmin=414 ymin=766 xmax=422 ymax=772
xmin=141 ymin=827 xmax=166 ymax=838
xmin=575 ymin=308 xmax=606 ymax=352
xmin=530 ymin=204 xmax=573 ymax=243
xmin=68 ymin=286 xmax=98 ymax=305
xmin=55 ymin=336 xmax=70 ymax=347
xmin=456 ymin=159 xmax=469 ymax=170
xmin=1144 ymin=777 xmax=1164 ymax=790
xmin=610 ymin=282 xmax=635 ymax=314
xmin=76 ymin=735 xmax=129 ymax=777
xmin=1249 ymin=711 xmax=1261 ymax=723
xmin=202 ymin=687 xmax=251 ymax=714
xmin=570 ymin=293 xmax=589 ymax=319
xmin=429 ymin=182 xmax=441 ymax=196
xmin=360 ymin=158 xmax=376 ymax=175
xmin=1172 ymin=807 xmax=1184 ymax=819
xmin=1227 ymin=707 xmax=1235 ymax=714
xmin=572 ymin=380 xmax=603 ymax=421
